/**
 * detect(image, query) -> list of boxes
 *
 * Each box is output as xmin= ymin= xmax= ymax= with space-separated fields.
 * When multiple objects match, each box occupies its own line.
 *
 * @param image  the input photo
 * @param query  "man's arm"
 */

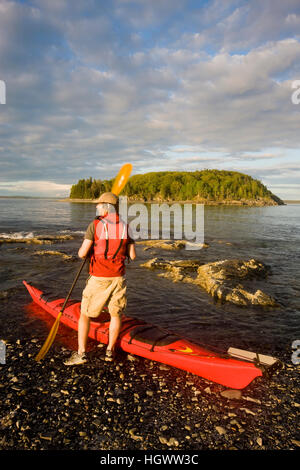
xmin=127 ymin=242 xmax=136 ymax=260
xmin=78 ymin=239 xmax=93 ymax=258
xmin=78 ymin=221 xmax=94 ymax=258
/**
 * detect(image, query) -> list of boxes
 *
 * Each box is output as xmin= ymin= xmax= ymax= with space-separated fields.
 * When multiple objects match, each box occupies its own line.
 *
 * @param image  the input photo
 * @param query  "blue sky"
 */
xmin=0 ymin=0 xmax=300 ymax=198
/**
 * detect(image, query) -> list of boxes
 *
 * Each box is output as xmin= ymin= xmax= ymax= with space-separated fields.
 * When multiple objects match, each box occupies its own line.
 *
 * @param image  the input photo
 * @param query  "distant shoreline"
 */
xmin=58 ymin=197 xmax=287 ymax=206
xmin=283 ymin=200 xmax=300 ymax=204
xmin=0 ymin=196 xmax=58 ymax=199
xmin=1 ymin=196 xmax=299 ymax=204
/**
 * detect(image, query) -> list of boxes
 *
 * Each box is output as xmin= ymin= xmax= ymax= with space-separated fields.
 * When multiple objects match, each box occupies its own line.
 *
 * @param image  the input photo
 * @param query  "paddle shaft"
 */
xmin=34 ymin=257 xmax=88 ymax=361
xmin=60 ymin=257 xmax=87 ymax=314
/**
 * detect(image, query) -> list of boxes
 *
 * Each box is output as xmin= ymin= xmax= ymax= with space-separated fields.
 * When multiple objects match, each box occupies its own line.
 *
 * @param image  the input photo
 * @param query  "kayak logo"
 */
xmin=174 ymin=346 xmax=200 ymax=356
xmin=0 ymin=340 xmax=6 ymax=364
xmin=0 ymin=80 xmax=6 ymax=104
xmin=291 ymin=80 xmax=300 ymax=105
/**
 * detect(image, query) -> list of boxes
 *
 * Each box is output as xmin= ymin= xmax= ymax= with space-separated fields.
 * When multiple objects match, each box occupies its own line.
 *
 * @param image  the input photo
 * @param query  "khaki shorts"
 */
xmin=81 ymin=275 xmax=127 ymax=319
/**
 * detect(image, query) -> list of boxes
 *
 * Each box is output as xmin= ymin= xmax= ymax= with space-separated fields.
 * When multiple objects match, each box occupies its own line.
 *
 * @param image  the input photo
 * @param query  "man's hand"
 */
xmin=128 ymin=243 xmax=136 ymax=261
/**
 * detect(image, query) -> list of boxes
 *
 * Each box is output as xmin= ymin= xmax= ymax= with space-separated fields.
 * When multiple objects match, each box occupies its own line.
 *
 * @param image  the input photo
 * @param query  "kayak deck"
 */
xmin=23 ymin=280 xmax=278 ymax=389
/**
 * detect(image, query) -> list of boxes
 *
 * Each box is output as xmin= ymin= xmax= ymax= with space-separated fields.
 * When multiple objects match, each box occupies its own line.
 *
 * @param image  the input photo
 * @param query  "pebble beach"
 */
xmin=0 ymin=330 xmax=299 ymax=452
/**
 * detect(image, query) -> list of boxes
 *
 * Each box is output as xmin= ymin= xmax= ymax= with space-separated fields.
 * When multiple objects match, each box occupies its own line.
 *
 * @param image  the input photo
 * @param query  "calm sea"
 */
xmin=0 ymin=197 xmax=299 ymax=361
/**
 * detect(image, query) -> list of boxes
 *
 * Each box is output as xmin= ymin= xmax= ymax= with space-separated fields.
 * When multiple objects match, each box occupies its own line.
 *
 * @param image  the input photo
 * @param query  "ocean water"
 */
xmin=0 ymin=197 xmax=299 ymax=361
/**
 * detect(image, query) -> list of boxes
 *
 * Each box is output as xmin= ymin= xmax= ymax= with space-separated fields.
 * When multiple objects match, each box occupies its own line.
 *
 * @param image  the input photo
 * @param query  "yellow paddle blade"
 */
xmin=35 ymin=311 xmax=63 ymax=362
xmin=111 ymin=163 xmax=132 ymax=195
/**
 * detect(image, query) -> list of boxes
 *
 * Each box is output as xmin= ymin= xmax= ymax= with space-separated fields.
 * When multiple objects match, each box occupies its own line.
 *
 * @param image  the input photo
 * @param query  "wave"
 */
xmin=0 ymin=231 xmax=35 ymax=240
xmin=0 ymin=229 xmax=84 ymax=240
xmin=59 ymin=229 xmax=85 ymax=235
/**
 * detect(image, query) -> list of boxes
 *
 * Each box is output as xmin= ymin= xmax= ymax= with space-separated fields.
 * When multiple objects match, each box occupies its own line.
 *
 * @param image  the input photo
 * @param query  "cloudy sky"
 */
xmin=0 ymin=0 xmax=300 ymax=198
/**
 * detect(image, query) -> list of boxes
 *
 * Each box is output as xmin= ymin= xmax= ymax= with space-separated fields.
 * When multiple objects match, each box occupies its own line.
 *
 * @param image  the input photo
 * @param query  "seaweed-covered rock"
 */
xmin=141 ymin=258 xmax=203 ymax=281
xmin=32 ymin=251 xmax=76 ymax=261
xmin=194 ymin=259 xmax=278 ymax=307
xmin=141 ymin=258 xmax=278 ymax=307
xmin=137 ymin=240 xmax=209 ymax=251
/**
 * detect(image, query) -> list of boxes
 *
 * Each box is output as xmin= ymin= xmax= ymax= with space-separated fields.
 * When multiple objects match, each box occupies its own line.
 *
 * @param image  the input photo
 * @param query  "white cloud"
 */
xmin=0 ymin=181 xmax=71 ymax=197
xmin=0 ymin=0 xmax=300 ymax=199
xmin=267 ymin=184 xmax=300 ymax=200
xmin=285 ymin=13 xmax=300 ymax=26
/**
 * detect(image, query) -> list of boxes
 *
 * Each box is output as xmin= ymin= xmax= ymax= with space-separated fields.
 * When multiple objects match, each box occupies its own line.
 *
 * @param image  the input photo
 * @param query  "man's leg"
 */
xmin=105 ymin=277 xmax=126 ymax=360
xmin=107 ymin=315 xmax=122 ymax=352
xmin=105 ymin=315 xmax=122 ymax=361
xmin=64 ymin=312 xmax=90 ymax=365
xmin=78 ymin=313 xmax=90 ymax=354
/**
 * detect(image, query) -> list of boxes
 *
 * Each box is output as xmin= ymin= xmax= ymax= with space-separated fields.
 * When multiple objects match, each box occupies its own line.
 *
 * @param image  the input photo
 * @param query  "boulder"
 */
xmin=141 ymin=258 xmax=202 ymax=282
xmin=141 ymin=258 xmax=278 ymax=307
xmin=193 ymin=259 xmax=277 ymax=307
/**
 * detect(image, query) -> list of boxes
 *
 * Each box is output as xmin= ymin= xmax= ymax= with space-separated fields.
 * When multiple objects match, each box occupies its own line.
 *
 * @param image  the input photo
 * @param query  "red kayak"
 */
xmin=23 ymin=280 xmax=281 ymax=389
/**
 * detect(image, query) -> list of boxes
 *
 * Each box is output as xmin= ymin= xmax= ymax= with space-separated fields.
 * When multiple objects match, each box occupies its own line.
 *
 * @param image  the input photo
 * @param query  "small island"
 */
xmin=67 ymin=170 xmax=284 ymax=206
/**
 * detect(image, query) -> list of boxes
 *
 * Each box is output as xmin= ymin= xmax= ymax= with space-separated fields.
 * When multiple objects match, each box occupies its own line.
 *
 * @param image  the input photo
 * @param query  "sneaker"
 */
xmin=104 ymin=349 xmax=115 ymax=362
xmin=64 ymin=351 xmax=87 ymax=366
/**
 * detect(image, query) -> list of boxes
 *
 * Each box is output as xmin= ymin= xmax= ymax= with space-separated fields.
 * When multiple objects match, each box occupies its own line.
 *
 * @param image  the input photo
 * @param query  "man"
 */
xmin=65 ymin=192 xmax=136 ymax=365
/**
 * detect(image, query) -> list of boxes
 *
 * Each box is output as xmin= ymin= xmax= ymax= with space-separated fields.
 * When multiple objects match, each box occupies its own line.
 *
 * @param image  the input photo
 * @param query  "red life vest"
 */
xmin=89 ymin=213 xmax=129 ymax=277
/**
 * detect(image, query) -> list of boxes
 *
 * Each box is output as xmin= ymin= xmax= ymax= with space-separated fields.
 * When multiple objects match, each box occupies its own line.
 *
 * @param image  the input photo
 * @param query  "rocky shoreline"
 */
xmin=0 ymin=336 xmax=299 ymax=451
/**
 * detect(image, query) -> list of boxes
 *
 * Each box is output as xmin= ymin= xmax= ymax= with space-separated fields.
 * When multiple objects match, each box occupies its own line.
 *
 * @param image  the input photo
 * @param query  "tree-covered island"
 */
xmin=69 ymin=170 xmax=284 ymax=205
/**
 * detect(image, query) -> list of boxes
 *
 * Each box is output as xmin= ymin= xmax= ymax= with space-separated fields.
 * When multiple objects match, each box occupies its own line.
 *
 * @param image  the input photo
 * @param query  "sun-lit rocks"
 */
xmin=32 ymin=251 xmax=76 ymax=261
xmin=141 ymin=257 xmax=278 ymax=307
xmin=136 ymin=240 xmax=209 ymax=250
